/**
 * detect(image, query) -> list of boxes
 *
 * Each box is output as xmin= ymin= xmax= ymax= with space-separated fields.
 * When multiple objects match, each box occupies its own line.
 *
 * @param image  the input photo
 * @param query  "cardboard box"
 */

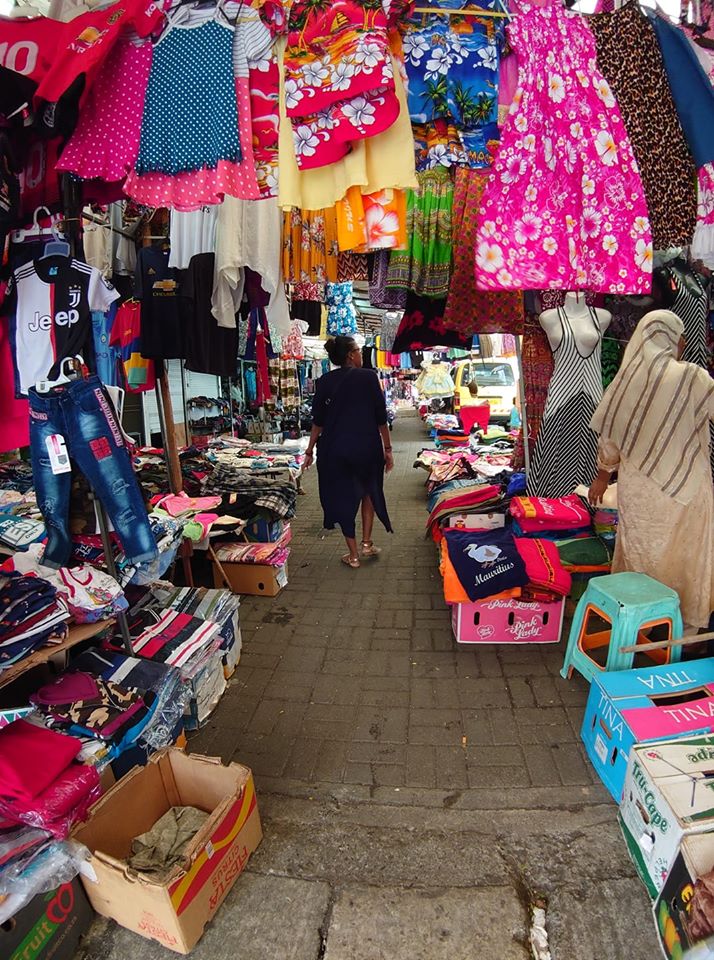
xmin=447 ymin=513 xmax=505 ymax=531
xmin=73 ymin=749 xmax=262 ymax=954
xmin=243 ymin=518 xmax=285 ymax=543
xmin=581 ymin=659 xmax=714 ymax=803
xmin=223 ymin=628 xmax=242 ymax=680
xmin=654 ymin=832 xmax=714 ymax=958
xmin=213 ymin=562 xmax=288 ymax=597
xmin=451 ymin=596 xmax=564 ymax=645
xmin=1 ymin=878 xmax=94 ymax=960
xmin=620 ymin=736 xmax=714 ymax=897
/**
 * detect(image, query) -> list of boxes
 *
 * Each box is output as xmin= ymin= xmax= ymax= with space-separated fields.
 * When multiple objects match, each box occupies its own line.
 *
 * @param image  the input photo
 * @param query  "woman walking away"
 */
xmin=304 ymin=336 xmax=394 ymax=568
xmin=589 ymin=310 xmax=714 ymax=629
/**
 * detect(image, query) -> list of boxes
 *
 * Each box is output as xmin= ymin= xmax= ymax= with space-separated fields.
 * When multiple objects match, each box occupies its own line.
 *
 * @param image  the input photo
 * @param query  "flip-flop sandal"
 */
xmin=361 ymin=542 xmax=382 ymax=558
xmin=342 ymin=555 xmax=361 ymax=569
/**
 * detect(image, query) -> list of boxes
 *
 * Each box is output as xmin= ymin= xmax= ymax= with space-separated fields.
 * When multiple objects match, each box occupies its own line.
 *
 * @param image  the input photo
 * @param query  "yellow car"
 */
xmin=452 ymin=358 xmax=519 ymax=424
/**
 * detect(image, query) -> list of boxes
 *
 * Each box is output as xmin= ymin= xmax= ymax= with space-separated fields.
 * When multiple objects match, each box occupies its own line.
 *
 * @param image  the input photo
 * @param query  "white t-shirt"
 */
xmin=4 ymin=255 xmax=119 ymax=397
xmin=168 ymin=208 xmax=218 ymax=270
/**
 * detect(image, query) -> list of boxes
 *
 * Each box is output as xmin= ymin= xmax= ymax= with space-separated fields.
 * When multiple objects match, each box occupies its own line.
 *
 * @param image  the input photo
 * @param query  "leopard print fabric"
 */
xmin=591 ymin=0 xmax=697 ymax=250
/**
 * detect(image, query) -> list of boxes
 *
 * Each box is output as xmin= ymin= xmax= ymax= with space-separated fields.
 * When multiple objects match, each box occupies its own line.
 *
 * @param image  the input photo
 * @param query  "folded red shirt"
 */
xmin=0 ymin=720 xmax=81 ymax=801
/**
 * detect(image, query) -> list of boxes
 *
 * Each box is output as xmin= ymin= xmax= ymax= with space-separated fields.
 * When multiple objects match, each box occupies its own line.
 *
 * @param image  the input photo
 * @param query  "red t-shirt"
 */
xmin=34 ymin=0 xmax=165 ymax=104
xmin=0 ymin=15 xmax=69 ymax=83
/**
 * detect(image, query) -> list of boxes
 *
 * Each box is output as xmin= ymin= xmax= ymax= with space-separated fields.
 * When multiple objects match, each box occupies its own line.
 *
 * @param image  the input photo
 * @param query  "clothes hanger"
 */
xmin=11 ymin=205 xmax=56 ymax=244
xmin=35 ymin=356 xmax=85 ymax=394
xmin=40 ymin=239 xmax=71 ymax=258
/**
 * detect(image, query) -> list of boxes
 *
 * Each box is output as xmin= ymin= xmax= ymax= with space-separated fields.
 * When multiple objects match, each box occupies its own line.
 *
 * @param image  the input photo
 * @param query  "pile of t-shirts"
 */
xmin=0 ymin=721 xmax=101 ymax=838
xmin=514 ymin=538 xmax=572 ymax=602
xmin=30 ymin=672 xmax=155 ymax=750
xmin=441 ymin=528 xmax=529 ymax=603
xmin=145 ymin=582 xmax=242 ymax=665
xmin=425 ymin=414 xmax=461 ymax=432
xmin=71 ymin=648 xmax=190 ymax=752
xmin=133 ymin=447 xmax=214 ymax=499
xmin=509 ymin=495 xmax=592 ymax=539
xmin=0 ymin=574 xmax=70 ymax=672
xmin=440 ymin=528 xmax=572 ymax=605
xmin=433 ymin=428 xmax=470 ymax=449
xmin=115 ymin=608 xmax=222 ymax=675
xmin=3 ymin=546 xmax=127 ymax=623
xmin=71 ymin=514 xmax=184 ymax=587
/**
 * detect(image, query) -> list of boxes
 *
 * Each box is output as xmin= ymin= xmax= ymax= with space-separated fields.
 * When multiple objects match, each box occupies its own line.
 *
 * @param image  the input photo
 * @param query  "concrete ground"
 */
xmin=78 ymin=412 xmax=659 ymax=960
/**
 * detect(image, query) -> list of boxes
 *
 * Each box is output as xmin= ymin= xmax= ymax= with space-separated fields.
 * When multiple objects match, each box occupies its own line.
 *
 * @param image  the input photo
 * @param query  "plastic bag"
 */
xmin=140 ymin=678 xmax=192 ymax=749
xmin=0 ymin=765 xmax=101 ymax=839
xmin=0 ymin=839 xmax=89 ymax=924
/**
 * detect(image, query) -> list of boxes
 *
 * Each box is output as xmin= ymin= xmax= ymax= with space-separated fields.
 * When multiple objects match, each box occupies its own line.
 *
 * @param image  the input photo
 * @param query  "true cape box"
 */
xmin=620 ymin=735 xmax=714 ymax=897
xmin=72 ymin=748 xmax=262 ymax=954
xmin=581 ymin=659 xmax=714 ymax=802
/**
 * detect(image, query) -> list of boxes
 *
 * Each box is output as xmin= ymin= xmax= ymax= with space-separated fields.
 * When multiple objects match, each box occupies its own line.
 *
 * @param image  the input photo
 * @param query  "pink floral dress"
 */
xmin=475 ymin=0 xmax=652 ymax=295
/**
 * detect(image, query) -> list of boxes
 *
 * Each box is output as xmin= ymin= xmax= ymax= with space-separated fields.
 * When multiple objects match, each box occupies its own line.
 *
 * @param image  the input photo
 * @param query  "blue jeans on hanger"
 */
xmin=28 ymin=376 xmax=158 ymax=569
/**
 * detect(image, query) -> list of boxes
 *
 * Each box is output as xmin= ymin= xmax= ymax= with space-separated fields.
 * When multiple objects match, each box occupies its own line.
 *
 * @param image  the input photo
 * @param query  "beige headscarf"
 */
xmin=590 ymin=310 xmax=714 ymax=505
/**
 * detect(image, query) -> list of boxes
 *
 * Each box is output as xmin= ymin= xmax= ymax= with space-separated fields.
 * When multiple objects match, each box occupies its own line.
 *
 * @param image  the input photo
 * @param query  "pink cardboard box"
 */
xmin=451 ymin=596 xmax=565 ymax=645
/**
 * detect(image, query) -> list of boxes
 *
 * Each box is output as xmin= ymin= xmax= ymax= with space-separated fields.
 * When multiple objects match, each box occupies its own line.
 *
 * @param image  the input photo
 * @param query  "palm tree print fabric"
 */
xmin=264 ymin=0 xmax=408 ymax=170
xmin=403 ymin=13 xmax=504 ymax=168
xmin=475 ymin=0 xmax=653 ymax=294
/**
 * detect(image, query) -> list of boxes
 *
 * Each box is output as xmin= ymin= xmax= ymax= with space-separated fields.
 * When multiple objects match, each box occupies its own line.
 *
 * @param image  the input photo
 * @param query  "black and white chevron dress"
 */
xmin=528 ymin=308 xmax=603 ymax=498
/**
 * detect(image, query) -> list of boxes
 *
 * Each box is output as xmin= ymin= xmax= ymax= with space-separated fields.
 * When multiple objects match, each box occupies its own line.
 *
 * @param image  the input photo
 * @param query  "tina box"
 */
xmin=72 ymin=748 xmax=262 ymax=954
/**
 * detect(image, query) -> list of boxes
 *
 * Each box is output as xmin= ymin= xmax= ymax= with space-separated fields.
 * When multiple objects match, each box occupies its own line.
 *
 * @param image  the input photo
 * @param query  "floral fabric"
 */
xmin=241 ymin=5 xmax=280 ymax=198
xmin=412 ymin=119 xmax=467 ymax=170
xmin=475 ymin=0 xmax=652 ymax=294
xmin=335 ymin=187 xmax=407 ymax=252
xmin=386 ymin=168 xmax=453 ymax=298
xmin=282 ymin=207 xmax=339 ymax=301
xmin=692 ymin=162 xmax=714 ymax=267
xmin=269 ymin=0 xmax=405 ymax=170
xmin=326 ymin=281 xmax=358 ymax=335
xmin=403 ymin=12 xmax=503 ymax=167
xmin=443 ymin=168 xmax=524 ymax=335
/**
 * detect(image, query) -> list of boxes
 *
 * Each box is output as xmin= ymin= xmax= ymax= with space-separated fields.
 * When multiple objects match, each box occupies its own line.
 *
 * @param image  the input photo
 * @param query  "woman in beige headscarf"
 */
xmin=589 ymin=310 xmax=714 ymax=629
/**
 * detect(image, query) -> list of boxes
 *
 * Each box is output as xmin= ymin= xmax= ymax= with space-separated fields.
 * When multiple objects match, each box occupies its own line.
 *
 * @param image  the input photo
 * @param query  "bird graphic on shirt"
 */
xmin=464 ymin=544 xmax=502 ymax=567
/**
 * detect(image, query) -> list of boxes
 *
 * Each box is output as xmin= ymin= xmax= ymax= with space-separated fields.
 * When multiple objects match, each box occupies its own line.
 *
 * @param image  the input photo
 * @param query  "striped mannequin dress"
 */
xmin=528 ymin=308 xmax=604 ymax=498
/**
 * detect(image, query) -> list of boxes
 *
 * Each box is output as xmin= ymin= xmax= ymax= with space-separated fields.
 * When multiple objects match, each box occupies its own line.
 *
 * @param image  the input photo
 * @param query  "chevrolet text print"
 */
xmin=4 ymin=256 xmax=118 ymax=397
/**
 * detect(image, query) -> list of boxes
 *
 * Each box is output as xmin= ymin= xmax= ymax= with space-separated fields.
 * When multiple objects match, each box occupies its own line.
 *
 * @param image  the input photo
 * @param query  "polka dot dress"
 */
xmin=135 ymin=18 xmax=241 ymax=176
xmin=57 ymin=36 xmax=152 ymax=181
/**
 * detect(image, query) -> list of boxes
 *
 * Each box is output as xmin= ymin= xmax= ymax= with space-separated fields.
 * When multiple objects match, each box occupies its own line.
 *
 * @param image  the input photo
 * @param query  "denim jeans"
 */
xmin=28 ymin=376 xmax=158 ymax=569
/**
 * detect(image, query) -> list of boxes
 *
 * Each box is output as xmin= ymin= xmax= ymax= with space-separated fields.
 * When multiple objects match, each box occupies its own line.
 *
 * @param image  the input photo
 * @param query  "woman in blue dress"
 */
xmin=304 ymin=336 xmax=394 ymax=568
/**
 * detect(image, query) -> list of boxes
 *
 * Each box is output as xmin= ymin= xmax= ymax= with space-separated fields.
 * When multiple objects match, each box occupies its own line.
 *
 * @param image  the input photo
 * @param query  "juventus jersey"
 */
xmin=4 ymin=255 xmax=119 ymax=397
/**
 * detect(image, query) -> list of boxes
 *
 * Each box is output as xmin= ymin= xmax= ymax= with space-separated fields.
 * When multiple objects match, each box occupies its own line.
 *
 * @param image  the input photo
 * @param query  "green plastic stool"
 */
xmin=560 ymin=572 xmax=683 ymax=684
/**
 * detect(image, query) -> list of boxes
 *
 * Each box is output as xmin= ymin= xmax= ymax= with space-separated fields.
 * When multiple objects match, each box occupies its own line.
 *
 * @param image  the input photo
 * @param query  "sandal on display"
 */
xmin=342 ymin=555 xmax=361 ymax=569
xmin=361 ymin=541 xmax=382 ymax=559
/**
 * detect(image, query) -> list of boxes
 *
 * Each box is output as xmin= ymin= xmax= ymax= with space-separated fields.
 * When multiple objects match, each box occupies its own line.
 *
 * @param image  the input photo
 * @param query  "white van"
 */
xmin=452 ymin=357 xmax=519 ymax=424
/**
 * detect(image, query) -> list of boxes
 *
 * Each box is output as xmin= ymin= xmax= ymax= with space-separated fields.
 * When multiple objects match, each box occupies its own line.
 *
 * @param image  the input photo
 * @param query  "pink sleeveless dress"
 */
xmin=476 ymin=0 xmax=652 ymax=295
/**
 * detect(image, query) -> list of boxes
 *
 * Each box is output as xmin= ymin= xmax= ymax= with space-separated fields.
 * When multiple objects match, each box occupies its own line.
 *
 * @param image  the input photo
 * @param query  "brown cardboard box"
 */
xmin=72 ymin=749 xmax=262 ymax=954
xmin=1 ymin=878 xmax=94 ymax=960
xmin=212 ymin=562 xmax=288 ymax=597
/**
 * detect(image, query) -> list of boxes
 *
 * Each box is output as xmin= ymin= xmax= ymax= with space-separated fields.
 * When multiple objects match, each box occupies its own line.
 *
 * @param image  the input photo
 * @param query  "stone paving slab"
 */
xmin=323 ymin=885 xmax=529 ymax=960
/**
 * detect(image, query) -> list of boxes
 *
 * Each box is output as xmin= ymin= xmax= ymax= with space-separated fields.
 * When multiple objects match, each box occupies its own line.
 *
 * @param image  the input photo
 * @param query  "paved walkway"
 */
xmin=80 ymin=413 xmax=659 ymax=960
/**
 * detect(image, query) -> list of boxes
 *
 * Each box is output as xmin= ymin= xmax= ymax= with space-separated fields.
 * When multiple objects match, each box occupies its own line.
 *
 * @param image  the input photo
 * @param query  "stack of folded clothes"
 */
xmin=29 ymin=671 xmax=157 ymax=760
xmin=3 ymin=545 xmax=128 ymax=623
xmin=0 ymin=720 xmax=100 ymax=838
xmin=427 ymin=483 xmax=504 ymax=541
xmin=554 ymin=536 xmax=614 ymax=574
xmin=0 ymin=574 xmax=70 ymax=673
xmin=212 ymin=526 xmax=292 ymax=566
xmin=71 ymin=648 xmax=190 ymax=752
xmin=71 ymin=514 xmax=184 ymax=587
xmin=0 ymin=460 xmax=34 ymax=494
xmin=144 ymin=582 xmax=242 ymax=671
xmin=509 ymin=495 xmax=592 ymax=539
xmin=514 ymin=538 xmax=572 ymax=602
xmin=440 ymin=528 xmax=529 ymax=604
xmin=206 ymin=469 xmax=298 ymax=521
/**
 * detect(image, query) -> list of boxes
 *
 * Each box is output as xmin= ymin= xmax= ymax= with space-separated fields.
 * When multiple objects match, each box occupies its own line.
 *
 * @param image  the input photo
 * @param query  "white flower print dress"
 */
xmin=475 ymin=0 xmax=652 ymax=294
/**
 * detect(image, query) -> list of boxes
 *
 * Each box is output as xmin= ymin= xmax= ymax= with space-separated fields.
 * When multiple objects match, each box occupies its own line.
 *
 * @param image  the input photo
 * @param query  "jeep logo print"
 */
xmin=28 ymin=310 xmax=80 ymax=331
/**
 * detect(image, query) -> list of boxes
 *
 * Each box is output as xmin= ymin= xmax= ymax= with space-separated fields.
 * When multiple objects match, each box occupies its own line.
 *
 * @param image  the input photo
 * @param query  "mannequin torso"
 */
xmin=539 ymin=293 xmax=612 ymax=353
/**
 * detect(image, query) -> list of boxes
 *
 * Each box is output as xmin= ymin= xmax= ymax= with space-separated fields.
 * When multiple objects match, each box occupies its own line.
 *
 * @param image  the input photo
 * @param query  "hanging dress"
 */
xmin=590 ymin=1 xmax=697 ymax=251
xmin=476 ymin=0 xmax=652 ymax=295
xmin=56 ymin=34 xmax=152 ymax=182
xmin=528 ymin=308 xmax=604 ymax=498
xmin=124 ymin=12 xmax=259 ymax=209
